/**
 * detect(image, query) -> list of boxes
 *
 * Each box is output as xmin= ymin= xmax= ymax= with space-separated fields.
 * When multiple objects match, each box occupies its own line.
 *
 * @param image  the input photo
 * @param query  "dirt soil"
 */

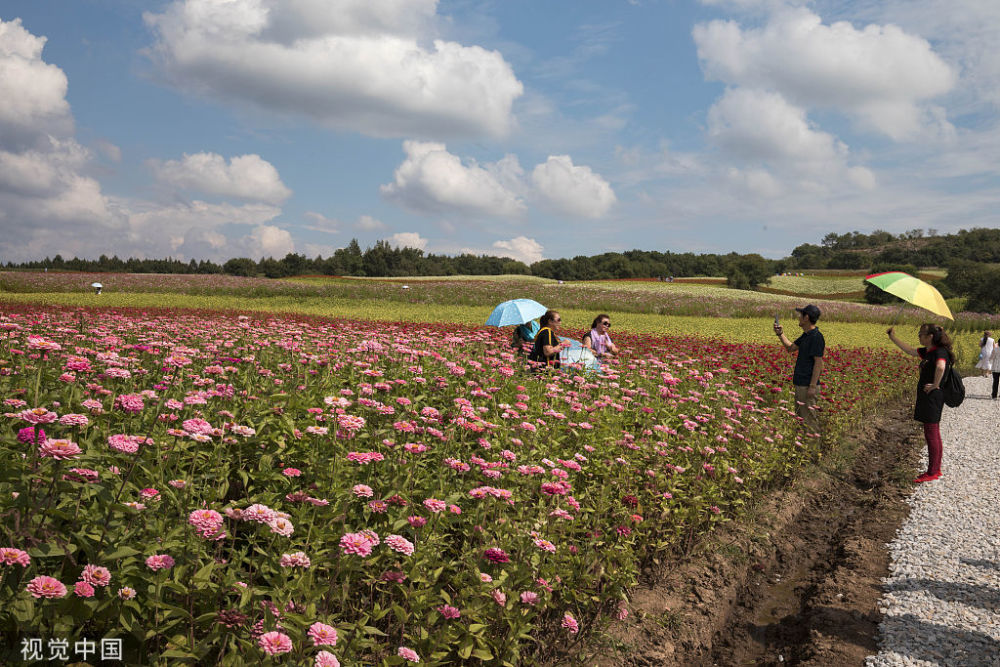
xmin=577 ymin=398 xmax=922 ymax=667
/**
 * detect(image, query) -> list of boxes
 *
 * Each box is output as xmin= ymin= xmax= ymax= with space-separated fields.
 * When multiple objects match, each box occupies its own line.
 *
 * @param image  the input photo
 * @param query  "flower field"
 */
xmin=0 ymin=303 xmax=915 ymax=665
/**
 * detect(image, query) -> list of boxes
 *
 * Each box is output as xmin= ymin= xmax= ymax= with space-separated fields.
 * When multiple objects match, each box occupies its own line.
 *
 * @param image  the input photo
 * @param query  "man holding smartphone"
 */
xmin=773 ymin=304 xmax=825 ymax=435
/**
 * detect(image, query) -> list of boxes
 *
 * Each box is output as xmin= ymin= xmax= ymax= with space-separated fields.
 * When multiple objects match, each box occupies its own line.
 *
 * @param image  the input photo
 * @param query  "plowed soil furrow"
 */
xmin=576 ymin=399 xmax=920 ymax=666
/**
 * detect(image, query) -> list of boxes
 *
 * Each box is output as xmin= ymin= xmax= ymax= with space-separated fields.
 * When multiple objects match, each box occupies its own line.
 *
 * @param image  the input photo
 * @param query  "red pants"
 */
xmin=923 ymin=422 xmax=942 ymax=476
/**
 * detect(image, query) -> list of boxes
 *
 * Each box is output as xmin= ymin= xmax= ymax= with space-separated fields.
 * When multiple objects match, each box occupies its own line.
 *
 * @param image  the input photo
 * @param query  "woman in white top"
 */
xmin=582 ymin=314 xmax=618 ymax=358
xmin=975 ymin=331 xmax=995 ymax=377
xmin=991 ymin=337 xmax=1000 ymax=400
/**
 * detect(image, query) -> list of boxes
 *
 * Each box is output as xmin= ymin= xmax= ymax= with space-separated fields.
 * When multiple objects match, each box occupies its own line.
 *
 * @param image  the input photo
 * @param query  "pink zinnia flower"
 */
xmin=483 ymin=548 xmax=510 ymax=564
xmin=307 ymin=622 xmax=338 ymax=646
xmin=80 ymin=564 xmax=111 ymax=587
xmin=339 ymin=533 xmax=373 ymax=557
xmin=59 ymin=413 xmax=89 ymax=426
xmin=114 ymin=394 xmax=145 ymax=413
xmin=39 ymin=438 xmax=82 ymax=460
xmin=74 ymin=581 xmax=95 ymax=598
xmin=315 ymin=651 xmax=341 ymax=667
xmin=397 ymin=646 xmax=420 ymax=663
xmin=562 ymin=612 xmax=579 ymax=634
xmin=437 ymin=604 xmax=461 ymax=619
xmin=280 ymin=552 xmax=311 ymax=568
xmin=26 ymin=576 xmax=67 ymax=599
xmin=258 ymin=631 xmax=293 ymax=655
xmin=168 ymin=479 xmax=187 ymax=489
xmin=267 ymin=516 xmax=294 ymax=537
xmin=0 ymin=547 xmax=31 ymax=567
xmin=140 ymin=488 xmax=160 ymax=500
xmin=422 ymin=498 xmax=446 ymax=513
xmin=520 ymin=591 xmax=539 ymax=605
xmin=282 ymin=467 xmax=301 ymax=477
xmin=384 ymin=534 xmax=415 ymax=556
xmin=352 ymin=484 xmax=373 ymax=498
xmin=492 ymin=589 xmax=507 ymax=607
xmin=118 ymin=586 xmax=136 ymax=600
xmin=145 ymin=554 xmax=175 ymax=571
xmin=17 ymin=426 xmax=45 ymax=444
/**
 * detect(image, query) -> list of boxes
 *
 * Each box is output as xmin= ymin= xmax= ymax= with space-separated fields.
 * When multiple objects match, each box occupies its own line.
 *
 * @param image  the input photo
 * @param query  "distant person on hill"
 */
xmin=887 ymin=324 xmax=952 ymax=483
xmin=529 ymin=310 xmax=570 ymax=369
xmin=975 ymin=331 xmax=994 ymax=378
xmin=511 ymin=319 xmax=540 ymax=356
xmin=582 ymin=314 xmax=618 ymax=358
xmin=991 ymin=338 xmax=1000 ymax=400
xmin=773 ymin=304 xmax=825 ymax=435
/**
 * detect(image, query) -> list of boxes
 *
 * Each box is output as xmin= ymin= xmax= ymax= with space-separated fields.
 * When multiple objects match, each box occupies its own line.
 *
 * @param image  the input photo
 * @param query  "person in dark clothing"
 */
xmin=887 ymin=323 xmax=951 ymax=483
xmin=528 ymin=310 xmax=569 ymax=369
xmin=773 ymin=304 xmax=825 ymax=434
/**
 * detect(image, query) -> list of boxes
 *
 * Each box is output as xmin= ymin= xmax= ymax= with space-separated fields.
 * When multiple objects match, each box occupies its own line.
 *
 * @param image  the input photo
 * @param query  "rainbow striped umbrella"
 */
xmin=864 ymin=271 xmax=953 ymax=320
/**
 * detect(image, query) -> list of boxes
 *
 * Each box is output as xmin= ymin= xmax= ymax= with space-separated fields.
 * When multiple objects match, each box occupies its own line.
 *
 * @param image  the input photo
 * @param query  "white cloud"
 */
xmin=708 ymin=88 xmax=846 ymax=166
xmin=491 ymin=236 xmax=544 ymax=265
xmin=303 ymin=211 xmax=339 ymax=234
xmin=693 ymin=7 xmax=956 ymax=140
xmin=0 ymin=18 xmax=73 ymax=150
xmin=244 ymin=224 xmax=295 ymax=257
xmin=725 ymin=167 xmax=783 ymax=198
xmin=355 ymin=215 xmax=386 ymax=231
xmin=530 ymin=155 xmax=616 ymax=218
xmin=381 ymin=141 xmax=525 ymax=218
xmin=387 ymin=231 xmax=428 ymax=250
xmin=154 ymin=152 xmax=291 ymax=203
xmin=0 ymin=18 xmax=113 ymax=254
xmin=144 ymin=0 xmax=523 ymax=140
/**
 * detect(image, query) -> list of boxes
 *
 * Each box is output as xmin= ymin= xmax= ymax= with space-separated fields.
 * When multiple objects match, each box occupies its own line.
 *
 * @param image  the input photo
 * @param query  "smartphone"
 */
xmin=774 ymin=313 xmax=780 ymax=326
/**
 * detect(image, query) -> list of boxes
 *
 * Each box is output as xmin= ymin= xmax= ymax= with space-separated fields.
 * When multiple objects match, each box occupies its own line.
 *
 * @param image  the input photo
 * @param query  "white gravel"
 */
xmin=866 ymin=375 xmax=1000 ymax=667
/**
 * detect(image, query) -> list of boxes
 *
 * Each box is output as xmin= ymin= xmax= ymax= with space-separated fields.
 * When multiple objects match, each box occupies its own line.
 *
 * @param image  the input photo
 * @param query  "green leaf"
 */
xmin=28 ymin=543 xmax=76 ymax=558
xmin=458 ymin=639 xmax=474 ymax=660
xmin=471 ymin=648 xmax=495 ymax=660
xmin=193 ymin=562 xmax=215 ymax=584
xmin=103 ymin=545 xmax=140 ymax=560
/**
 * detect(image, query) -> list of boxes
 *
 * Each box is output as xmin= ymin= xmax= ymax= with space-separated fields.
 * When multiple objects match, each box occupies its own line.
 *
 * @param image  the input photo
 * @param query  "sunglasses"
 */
xmin=553 ymin=318 xmax=561 ymax=323
xmin=600 ymin=321 xmax=611 ymax=327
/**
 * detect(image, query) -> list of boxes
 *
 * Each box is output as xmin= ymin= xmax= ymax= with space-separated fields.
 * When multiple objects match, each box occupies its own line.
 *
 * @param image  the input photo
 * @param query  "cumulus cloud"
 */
xmin=381 ymin=141 xmax=526 ymax=218
xmin=387 ymin=231 xmax=428 ymax=250
xmin=0 ymin=17 xmax=300 ymax=264
xmin=491 ymin=236 xmax=544 ymax=265
xmin=144 ymin=0 xmax=523 ymax=139
xmin=0 ymin=17 xmax=113 ymax=253
xmin=0 ymin=18 xmax=73 ymax=150
xmin=154 ymin=152 xmax=291 ymax=203
xmin=244 ymin=224 xmax=295 ymax=257
xmin=693 ymin=7 xmax=956 ymax=140
xmin=707 ymin=88 xmax=876 ymax=191
xmin=708 ymin=88 xmax=845 ymax=166
xmin=530 ymin=155 xmax=616 ymax=218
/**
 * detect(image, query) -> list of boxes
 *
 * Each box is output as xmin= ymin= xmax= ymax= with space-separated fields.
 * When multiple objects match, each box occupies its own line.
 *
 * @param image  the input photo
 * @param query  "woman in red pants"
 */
xmin=887 ymin=323 xmax=952 ymax=483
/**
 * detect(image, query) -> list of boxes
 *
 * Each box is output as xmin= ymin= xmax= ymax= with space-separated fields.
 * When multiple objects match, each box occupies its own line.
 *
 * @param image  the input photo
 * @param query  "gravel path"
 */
xmin=866 ymin=375 xmax=1000 ymax=667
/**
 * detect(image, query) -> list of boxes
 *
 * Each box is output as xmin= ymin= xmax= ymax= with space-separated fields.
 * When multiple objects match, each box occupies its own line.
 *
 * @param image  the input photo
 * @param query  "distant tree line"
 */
xmin=5 ymin=227 xmax=999 ymax=297
xmin=787 ymin=227 xmax=1000 ymax=270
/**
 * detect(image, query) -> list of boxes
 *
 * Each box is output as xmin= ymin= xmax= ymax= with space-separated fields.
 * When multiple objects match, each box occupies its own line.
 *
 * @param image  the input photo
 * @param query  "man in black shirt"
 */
xmin=773 ymin=304 xmax=825 ymax=434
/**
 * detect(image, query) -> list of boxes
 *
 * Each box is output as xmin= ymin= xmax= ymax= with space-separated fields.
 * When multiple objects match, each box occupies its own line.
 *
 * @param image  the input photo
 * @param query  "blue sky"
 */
xmin=2 ymin=0 xmax=999 ymax=265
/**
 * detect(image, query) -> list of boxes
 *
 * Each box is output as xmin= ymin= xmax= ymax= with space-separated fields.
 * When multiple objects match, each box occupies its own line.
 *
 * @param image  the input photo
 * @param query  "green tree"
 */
xmin=724 ymin=254 xmax=773 ymax=289
xmin=223 ymin=257 xmax=257 ymax=277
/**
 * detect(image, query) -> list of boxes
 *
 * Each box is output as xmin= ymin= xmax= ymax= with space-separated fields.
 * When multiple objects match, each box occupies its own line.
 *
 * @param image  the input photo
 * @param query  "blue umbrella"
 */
xmin=485 ymin=299 xmax=547 ymax=327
